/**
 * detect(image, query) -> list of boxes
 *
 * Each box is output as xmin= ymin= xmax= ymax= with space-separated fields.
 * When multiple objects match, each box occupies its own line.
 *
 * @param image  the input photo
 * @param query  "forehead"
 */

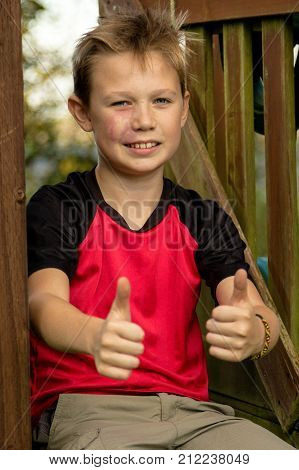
xmin=90 ymin=50 xmax=181 ymax=95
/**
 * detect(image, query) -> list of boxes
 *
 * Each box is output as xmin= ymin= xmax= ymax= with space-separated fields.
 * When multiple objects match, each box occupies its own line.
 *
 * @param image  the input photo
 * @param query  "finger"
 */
xmin=208 ymin=345 xmax=244 ymax=362
xmin=96 ymin=363 xmax=133 ymax=381
xmin=210 ymin=305 xmax=240 ymax=322
xmin=206 ymin=319 xmax=237 ymax=337
xmin=100 ymin=350 xmax=140 ymax=370
xmin=102 ymin=334 xmax=144 ymax=356
xmin=113 ymin=321 xmax=145 ymax=342
xmin=206 ymin=332 xmax=244 ymax=351
xmin=230 ymin=269 xmax=249 ymax=304
xmin=109 ymin=277 xmax=131 ymax=321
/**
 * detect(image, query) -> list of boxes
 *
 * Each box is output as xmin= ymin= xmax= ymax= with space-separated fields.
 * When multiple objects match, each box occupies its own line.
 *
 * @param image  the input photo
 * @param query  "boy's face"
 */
xmin=70 ymin=50 xmax=189 ymax=176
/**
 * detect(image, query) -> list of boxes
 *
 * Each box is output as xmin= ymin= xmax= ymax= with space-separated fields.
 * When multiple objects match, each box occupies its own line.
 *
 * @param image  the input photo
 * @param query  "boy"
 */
xmin=27 ymin=7 xmax=293 ymax=449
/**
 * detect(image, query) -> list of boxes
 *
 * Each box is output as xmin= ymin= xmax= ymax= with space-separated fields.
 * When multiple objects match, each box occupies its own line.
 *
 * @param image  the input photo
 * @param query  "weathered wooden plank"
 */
xmin=187 ymin=26 xmax=215 ymax=163
xmin=175 ymin=0 xmax=299 ymax=24
xmin=223 ymin=22 xmax=256 ymax=257
xmin=170 ymin=112 xmax=299 ymax=430
xmin=0 ymin=0 xmax=31 ymax=449
xmin=212 ymin=34 xmax=228 ymax=192
xmin=262 ymin=18 xmax=299 ymax=349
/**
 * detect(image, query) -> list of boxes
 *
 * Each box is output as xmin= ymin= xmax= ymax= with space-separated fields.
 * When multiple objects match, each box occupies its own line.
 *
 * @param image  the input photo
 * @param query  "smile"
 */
xmin=125 ymin=142 xmax=160 ymax=149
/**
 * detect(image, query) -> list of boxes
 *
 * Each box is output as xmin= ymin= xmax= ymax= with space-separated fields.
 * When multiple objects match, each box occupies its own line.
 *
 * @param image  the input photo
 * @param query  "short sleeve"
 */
xmin=194 ymin=199 xmax=252 ymax=305
xmin=26 ymin=187 xmax=78 ymax=281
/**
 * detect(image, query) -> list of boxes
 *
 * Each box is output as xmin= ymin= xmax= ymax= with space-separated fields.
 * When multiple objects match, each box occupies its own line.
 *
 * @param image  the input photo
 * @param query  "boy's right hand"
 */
xmin=93 ymin=277 xmax=145 ymax=380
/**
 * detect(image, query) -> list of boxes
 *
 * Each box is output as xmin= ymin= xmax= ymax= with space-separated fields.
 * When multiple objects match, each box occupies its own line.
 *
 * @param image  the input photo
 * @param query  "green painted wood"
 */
xmin=262 ymin=18 xmax=299 ymax=349
xmin=223 ymin=22 xmax=256 ymax=258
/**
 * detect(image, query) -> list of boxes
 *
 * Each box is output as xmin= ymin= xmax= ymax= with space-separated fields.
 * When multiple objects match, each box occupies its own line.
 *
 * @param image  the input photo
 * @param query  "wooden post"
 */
xmin=262 ymin=17 xmax=299 ymax=348
xmin=188 ymin=26 xmax=216 ymax=164
xmin=0 ymin=0 xmax=31 ymax=449
xmin=223 ymin=22 xmax=256 ymax=256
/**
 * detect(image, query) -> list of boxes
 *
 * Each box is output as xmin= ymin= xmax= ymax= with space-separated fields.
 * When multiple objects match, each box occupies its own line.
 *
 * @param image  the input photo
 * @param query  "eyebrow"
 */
xmin=104 ymin=89 xmax=177 ymax=101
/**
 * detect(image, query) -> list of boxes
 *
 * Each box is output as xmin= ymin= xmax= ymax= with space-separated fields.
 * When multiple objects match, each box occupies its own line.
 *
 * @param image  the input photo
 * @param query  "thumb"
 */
xmin=109 ymin=277 xmax=131 ymax=321
xmin=230 ymin=269 xmax=249 ymax=305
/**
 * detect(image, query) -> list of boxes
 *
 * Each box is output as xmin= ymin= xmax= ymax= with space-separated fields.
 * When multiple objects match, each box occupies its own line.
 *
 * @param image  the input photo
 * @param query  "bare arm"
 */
xmin=28 ymin=268 xmax=104 ymax=355
xmin=28 ymin=268 xmax=144 ymax=379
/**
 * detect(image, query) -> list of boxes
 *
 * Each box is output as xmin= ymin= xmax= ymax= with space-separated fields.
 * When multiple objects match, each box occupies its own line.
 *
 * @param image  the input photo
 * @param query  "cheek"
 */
xmin=105 ymin=114 xmax=132 ymax=142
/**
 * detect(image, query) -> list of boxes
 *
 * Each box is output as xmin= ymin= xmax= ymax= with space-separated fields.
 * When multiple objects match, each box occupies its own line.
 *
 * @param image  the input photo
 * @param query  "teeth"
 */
xmin=127 ymin=142 xmax=158 ymax=149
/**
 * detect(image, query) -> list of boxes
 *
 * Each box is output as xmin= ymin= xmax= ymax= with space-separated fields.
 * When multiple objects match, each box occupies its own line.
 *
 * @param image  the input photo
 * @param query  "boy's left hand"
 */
xmin=205 ymin=269 xmax=265 ymax=362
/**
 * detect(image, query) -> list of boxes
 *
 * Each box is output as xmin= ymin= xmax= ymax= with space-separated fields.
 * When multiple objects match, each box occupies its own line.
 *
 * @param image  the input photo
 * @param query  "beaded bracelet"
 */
xmin=250 ymin=313 xmax=271 ymax=360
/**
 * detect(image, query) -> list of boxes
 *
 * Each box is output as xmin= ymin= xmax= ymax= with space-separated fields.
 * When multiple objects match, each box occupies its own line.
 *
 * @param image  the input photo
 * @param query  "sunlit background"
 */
xmin=23 ymin=0 xmax=99 ymax=197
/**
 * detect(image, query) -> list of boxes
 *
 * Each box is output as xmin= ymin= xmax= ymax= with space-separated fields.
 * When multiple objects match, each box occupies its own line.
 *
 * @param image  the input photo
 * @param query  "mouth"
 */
xmin=124 ymin=141 xmax=160 ymax=149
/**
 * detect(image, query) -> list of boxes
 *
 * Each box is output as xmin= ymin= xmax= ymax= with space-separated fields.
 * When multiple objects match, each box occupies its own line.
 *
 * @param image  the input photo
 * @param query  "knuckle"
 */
xmin=100 ymin=333 xmax=114 ymax=348
xmin=242 ymin=310 xmax=251 ymax=321
xmin=235 ymin=339 xmax=245 ymax=350
xmin=238 ymin=325 xmax=248 ymax=337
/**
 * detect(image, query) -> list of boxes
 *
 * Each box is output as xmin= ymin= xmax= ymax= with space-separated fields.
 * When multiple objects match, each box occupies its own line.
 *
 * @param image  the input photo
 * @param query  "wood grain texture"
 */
xmin=170 ymin=112 xmax=299 ymax=430
xmin=212 ymin=34 xmax=228 ymax=193
xmin=175 ymin=0 xmax=299 ymax=24
xmin=223 ymin=22 xmax=256 ymax=257
xmin=188 ymin=26 xmax=215 ymax=163
xmin=0 ymin=0 xmax=31 ymax=449
xmin=262 ymin=18 xmax=299 ymax=349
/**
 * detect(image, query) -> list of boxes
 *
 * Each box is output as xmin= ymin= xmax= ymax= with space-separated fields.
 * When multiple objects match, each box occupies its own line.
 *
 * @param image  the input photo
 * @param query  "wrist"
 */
xmin=250 ymin=313 xmax=271 ymax=360
xmin=86 ymin=316 xmax=105 ymax=356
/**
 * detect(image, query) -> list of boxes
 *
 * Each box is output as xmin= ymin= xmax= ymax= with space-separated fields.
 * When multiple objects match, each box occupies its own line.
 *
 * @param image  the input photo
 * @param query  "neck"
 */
xmin=94 ymin=161 xmax=164 ymax=205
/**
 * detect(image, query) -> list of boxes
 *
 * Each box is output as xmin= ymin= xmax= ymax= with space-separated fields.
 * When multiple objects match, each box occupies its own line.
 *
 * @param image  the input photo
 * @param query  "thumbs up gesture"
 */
xmin=205 ymin=269 xmax=265 ymax=362
xmin=93 ymin=277 xmax=145 ymax=380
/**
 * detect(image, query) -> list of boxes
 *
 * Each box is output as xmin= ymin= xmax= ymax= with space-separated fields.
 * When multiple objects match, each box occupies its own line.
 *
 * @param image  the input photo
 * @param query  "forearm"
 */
xmin=29 ymin=292 xmax=104 ymax=355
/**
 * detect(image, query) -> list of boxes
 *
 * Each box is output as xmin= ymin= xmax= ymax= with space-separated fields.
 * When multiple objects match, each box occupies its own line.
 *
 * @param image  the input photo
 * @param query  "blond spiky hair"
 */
xmin=72 ymin=7 xmax=194 ymax=106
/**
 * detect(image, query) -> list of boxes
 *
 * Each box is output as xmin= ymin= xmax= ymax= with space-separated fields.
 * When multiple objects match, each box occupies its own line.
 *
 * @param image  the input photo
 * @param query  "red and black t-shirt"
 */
xmin=27 ymin=166 xmax=250 ymax=425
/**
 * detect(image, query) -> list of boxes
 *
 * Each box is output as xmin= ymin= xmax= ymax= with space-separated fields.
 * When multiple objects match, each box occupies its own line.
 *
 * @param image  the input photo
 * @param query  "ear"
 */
xmin=180 ymin=90 xmax=190 ymax=128
xmin=68 ymin=94 xmax=93 ymax=132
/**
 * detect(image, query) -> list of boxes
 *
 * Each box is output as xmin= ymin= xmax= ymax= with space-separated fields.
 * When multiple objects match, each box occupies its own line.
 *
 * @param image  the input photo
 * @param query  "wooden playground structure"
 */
xmin=0 ymin=0 xmax=299 ymax=449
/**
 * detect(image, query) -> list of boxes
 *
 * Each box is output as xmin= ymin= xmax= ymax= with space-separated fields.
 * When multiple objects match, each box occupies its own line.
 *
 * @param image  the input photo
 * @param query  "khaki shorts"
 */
xmin=47 ymin=393 xmax=293 ymax=450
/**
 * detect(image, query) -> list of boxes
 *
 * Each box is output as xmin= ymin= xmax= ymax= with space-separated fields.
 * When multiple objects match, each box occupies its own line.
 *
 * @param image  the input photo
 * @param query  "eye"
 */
xmin=111 ymin=101 xmax=130 ymax=107
xmin=154 ymin=98 xmax=171 ymax=104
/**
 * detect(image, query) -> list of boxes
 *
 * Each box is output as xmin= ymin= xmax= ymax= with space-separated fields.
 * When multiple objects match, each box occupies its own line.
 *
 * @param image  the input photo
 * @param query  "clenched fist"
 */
xmin=92 ymin=277 xmax=145 ymax=380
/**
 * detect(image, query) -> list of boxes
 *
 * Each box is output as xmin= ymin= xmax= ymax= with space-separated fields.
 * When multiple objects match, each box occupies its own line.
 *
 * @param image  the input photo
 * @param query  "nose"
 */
xmin=131 ymin=103 xmax=156 ymax=131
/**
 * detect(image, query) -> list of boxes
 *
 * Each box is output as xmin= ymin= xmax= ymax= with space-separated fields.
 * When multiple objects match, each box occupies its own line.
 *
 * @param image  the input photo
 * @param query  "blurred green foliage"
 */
xmin=22 ymin=0 xmax=97 ymax=199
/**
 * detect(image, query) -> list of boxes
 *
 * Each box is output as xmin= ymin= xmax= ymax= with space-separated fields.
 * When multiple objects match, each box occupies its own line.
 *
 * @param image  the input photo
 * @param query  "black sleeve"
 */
xmin=26 ymin=187 xmax=79 ymax=281
xmin=194 ymin=199 xmax=252 ymax=305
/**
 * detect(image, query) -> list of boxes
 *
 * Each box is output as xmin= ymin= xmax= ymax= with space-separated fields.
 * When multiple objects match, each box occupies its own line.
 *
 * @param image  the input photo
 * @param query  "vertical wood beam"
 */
xmin=223 ymin=22 xmax=256 ymax=256
xmin=212 ymin=34 xmax=227 ymax=192
xmin=170 ymin=113 xmax=299 ymax=431
xmin=262 ymin=17 xmax=299 ymax=347
xmin=0 ymin=0 xmax=31 ymax=449
xmin=188 ymin=27 xmax=215 ymax=163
